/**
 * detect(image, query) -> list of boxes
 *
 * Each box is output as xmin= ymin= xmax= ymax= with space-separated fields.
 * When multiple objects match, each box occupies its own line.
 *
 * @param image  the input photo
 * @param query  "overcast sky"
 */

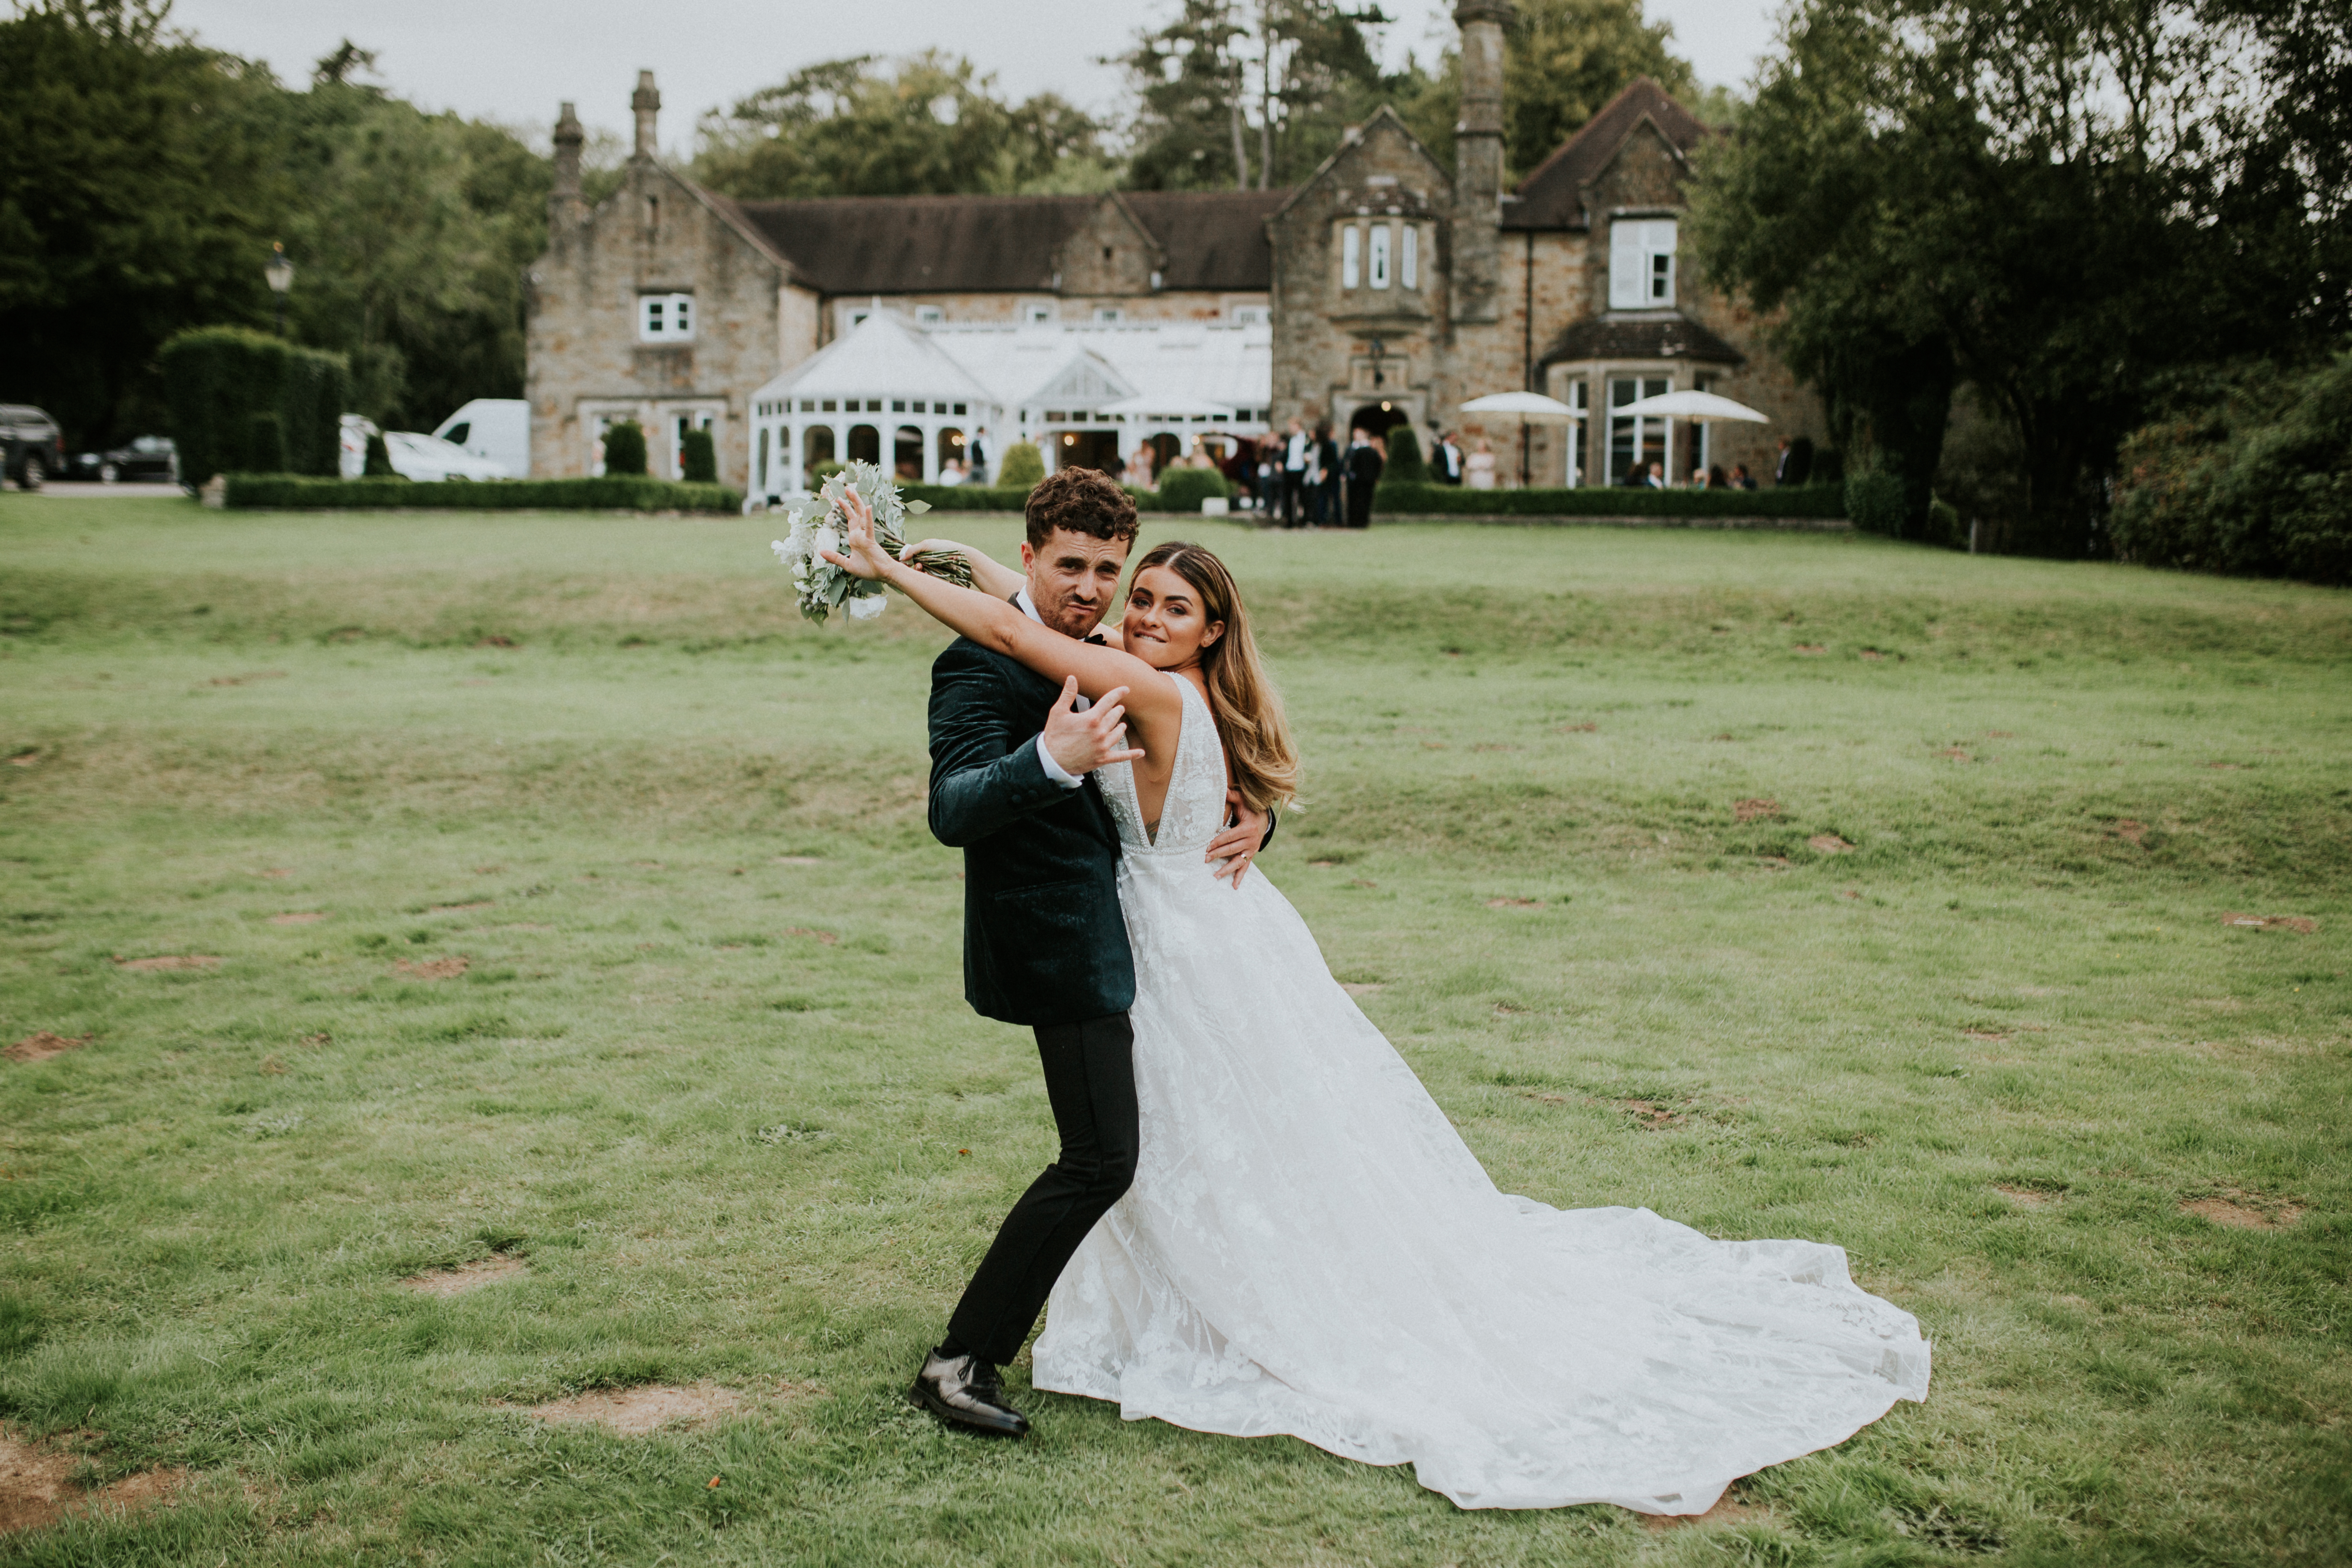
xmin=168 ymin=0 xmax=1781 ymax=151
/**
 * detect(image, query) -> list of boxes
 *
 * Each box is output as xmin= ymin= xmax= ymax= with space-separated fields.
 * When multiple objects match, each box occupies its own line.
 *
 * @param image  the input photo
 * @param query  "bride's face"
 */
xmin=1121 ymin=565 xmax=1224 ymax=670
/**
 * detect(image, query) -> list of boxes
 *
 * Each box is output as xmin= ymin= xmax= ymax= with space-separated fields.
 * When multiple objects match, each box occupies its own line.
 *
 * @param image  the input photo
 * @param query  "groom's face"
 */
xmin=1021 ymin=529 xmax=1130 ymax=638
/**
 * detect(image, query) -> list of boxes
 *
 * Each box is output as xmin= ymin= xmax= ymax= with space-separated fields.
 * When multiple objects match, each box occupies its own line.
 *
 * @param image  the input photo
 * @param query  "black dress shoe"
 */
xmin=910 ymin=1350 xmax=1030 ymax=1437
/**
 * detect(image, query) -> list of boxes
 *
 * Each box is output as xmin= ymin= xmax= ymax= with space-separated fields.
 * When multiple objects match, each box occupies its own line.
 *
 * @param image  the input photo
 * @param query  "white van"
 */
xmin=432 ymin=399 xmax=529 ymax=478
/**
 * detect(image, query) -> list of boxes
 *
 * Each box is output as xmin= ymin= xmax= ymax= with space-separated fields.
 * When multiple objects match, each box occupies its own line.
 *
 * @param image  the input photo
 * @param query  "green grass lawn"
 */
xmin=0 ymin=496 xmax=2346 ymax=1566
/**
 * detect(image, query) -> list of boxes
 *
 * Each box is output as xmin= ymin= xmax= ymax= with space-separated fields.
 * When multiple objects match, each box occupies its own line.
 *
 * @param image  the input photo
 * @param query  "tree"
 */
xmin=693 ymin=53 xmax=1112 ymax=199
xmin=1395 ymin=0 xmax=1696 ymax=178
xmin=1117 ymin=0 xmax=1400 ymax=191
xmin=1687 ymin=0 xmax=2317 ymax=553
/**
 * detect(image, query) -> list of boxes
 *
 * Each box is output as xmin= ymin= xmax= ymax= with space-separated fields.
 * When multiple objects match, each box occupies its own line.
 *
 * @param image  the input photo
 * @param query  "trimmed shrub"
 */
xmin=996 ymin=441 xmax=1045 ymax=490
xmin=1370 ymin=482 xmax=1848 ymax=520
xmin=680 ymin=427 xmax=717 ymax=483
xmin=363 ymin=431 xmax=396 ymax=477
xmin=159 ymin=326 xmax=349 ymax=485
xmin=898 ymin=484 xmax=1034 ymax=512
xmin=1383 ymin=425 xmax=1428 ymax=484
xmin=808 ymin=459 xmax=845 ymax=485
xmin=1844 ymin=469 xmax=1904 ymax=535
xmin=1153 ymin=466 xmax=1232 ymax=513
xmin=2112 ymin=350 xmax=2352 ymax=585
xmin=225 ymin=474 xmax=741 ymax=512
xmin=601 ymin=420 xmax=647 ymax=476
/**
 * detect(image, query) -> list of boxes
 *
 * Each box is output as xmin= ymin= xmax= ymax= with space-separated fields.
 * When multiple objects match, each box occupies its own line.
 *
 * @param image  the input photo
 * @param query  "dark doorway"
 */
xmin=802 ymin=426 xmax=835 ymax=487
xmin=1346 ymin=402 xmax=1412 ymax=441
xmin=894 ymin=424 xmax=924 ymax=480
xmin=1056 ymin=429 xmax=1120 ymax=475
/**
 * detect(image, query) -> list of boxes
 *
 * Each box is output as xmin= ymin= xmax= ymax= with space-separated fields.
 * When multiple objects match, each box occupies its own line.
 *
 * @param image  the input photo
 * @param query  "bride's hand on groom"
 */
xmin=1042 ymin=676 xmax=1144 ymax=776
xmin=1205 ymin=789 xmax=1268 ymax=888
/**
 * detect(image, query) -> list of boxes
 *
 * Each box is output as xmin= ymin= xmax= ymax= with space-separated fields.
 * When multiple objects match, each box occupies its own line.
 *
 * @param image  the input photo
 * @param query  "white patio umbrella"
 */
xmin=1459 ymin=391 xmax=1583 ymax=485
xmin=1612 ymin=389 xmax=1770 ymax=424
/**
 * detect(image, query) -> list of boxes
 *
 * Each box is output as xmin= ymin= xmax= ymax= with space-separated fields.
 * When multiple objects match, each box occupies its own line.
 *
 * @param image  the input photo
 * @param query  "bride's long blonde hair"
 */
xmin=1131 ymin=540 xmax=1298 ymax=810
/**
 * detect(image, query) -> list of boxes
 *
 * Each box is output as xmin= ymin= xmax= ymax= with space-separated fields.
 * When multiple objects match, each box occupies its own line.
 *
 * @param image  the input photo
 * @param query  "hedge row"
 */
xmin=224 ymin=474 xmax=743 ymax=512
xmin=1370 ymin=481 xmax=1848 ymax=519
xmin=896 ymin=470 xmax=1231 ymax=515
xmin=160 ymin=327 xmax=349 ymax=485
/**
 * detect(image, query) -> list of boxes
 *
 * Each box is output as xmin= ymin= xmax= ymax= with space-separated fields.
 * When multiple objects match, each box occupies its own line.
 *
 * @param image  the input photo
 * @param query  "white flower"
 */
xmin=846 ymin=593 xmax=887 ymax=620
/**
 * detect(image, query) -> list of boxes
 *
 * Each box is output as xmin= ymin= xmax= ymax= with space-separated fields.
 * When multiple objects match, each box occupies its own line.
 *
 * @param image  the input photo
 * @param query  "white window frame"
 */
xmin=1231 ymin=305 xmax=1268 ymax=325
xmin=1341 ymin=225 xmax=1361 ymax=289
xmin=916 ymin=306 xmax=944 ymax=325
xmin=637 ymin=292 xmax=695 ymax=342
xmin=1369 ymin=224 xmax=1392 ymax=289
xmin=1026 ymin=303 xmax=1056 ymax=323
xmin=1094 ymin=306 xmax=1122 ymax=324
xmin=1401 ymin=226 xmax=1418 ymax=290
xmin=1608 ymin=220 xmax=1678 ymax=309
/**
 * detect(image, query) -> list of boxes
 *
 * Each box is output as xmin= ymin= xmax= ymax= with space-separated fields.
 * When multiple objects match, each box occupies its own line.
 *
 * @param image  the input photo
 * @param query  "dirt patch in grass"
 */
xmin=5 ymin=750 xmax=40 ymax=768
xmin=1793 ymin=644 xmax=1826 ymax=655
xmin=1995 ymin=1184 xmax=2059 ymax=1208
xmin=1340 ymin=982 xmax=1384 ymax=996
xmin=0 ymin=1428 xmax=189 ymax=1535
xmin=1807 ymin=834 xmax=1854 ymax=854
xmin=1643 ymin=1493 xmax=1765 ymax=1532
xmin=524 ymin=1382 xmax=743 ymax=1436
xmin=255 ymin=867 xmax=293 ymax=879
xmin=1734 ymin=797 xmax=1781 ymax=822
xmin=392 ymin=955 xmax=469 ymax=979
xmin=403 ymin=1255 xmax=527 ymax=1295
xmin=270 ymin=911 xmax=327 ymax=925
xmin=2181 ymin=1191 xmax=2303 ymax=1230
xmin=208 ymin=670 xmax=286 ymax=687
xmin=1486 ymin=897 xmax=1544 ymax=909
xmin=1939 ymin=747 xmax=1973 ymax=761
xmin=2222 ymin=913 xmax=2316 ymax=934
xmin=6 ymin=1033 xmax=91 ymax=1064
xmin=112 ymin=954 xmax=221 ymax=971
xmin=1558 ymin=721 xmax=1599 ymax=732
xmin=786 ymin=927 xmax=838 ymax=946
xmin=2113 ymin=819 xmax=2148 ymax=846
xmin=1619 ymin=1098 xmax=1690 ymax=1130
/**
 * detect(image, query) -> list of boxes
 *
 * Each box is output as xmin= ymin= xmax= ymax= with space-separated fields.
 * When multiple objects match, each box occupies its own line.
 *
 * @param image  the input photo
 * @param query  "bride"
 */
xmin=824 ymin=501 xmax=1930 ymax=1515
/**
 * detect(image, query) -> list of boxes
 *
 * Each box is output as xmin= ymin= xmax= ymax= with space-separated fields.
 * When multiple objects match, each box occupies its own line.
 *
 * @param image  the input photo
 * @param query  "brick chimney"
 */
xmin=631 ymin=70 xmax=661 ymax=161
xmin=1451 ymin=0 xmax=1514 ymax=323
xmin=550 ymin=101 xmax=585 ymax=228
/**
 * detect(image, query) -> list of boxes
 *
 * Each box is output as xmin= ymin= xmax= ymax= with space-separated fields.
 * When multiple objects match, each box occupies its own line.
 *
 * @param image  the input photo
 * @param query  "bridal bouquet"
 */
xmin=769 ymin=460 xmax=972 ymax=624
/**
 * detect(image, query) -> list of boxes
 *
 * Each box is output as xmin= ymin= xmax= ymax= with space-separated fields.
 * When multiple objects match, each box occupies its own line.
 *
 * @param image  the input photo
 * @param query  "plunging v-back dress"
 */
xmin=1031 ymin=673 xmax=1930 ymax=1513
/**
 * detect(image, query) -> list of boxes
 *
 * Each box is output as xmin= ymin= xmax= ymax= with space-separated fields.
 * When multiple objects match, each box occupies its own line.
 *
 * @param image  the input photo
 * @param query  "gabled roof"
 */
xmin=725 ymin=191 xmax=1287 ymax=296
xmin=762 ymin=310 xmax=996 ymax=403
xmin=1537 ymin=314 xmax=1744 ymax=368
xmin=1271 ymin=105 xmax=1450 ymax=225
xmin=1504 ymin=78 xmax=1711 ymax=231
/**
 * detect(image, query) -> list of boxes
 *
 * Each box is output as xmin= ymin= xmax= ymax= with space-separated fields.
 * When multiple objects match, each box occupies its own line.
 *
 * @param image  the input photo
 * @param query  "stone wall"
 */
xmin=526 ymin=159 xmax=784 ymax=486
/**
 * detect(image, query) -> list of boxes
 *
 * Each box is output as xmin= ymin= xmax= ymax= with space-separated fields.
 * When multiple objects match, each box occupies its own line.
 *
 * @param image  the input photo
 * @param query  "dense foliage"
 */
xmin=1381 ymin=425 xmax=1427 ymax=484
xmin=158 ymin=326 xmax=348 ymax=485
xmin=1372 ymin=482 xmax=1848 ymax=519
xmin=1687 ymin=0 xmax=2347 ymax=557
xmin=2110 ymin=352 xmax=2352 ymax=584
xmin=693 ymin=52 xmax=1113 ymax=199
xmin=995 ymin=441 xmax=1046 ymax=490
xmin=600 ymin=420 xmax=646 ymax=477
xmin=223 ymin=474 xmax=742 ymax=512
xmin=679 ymin=427 xmax=717 ymax=484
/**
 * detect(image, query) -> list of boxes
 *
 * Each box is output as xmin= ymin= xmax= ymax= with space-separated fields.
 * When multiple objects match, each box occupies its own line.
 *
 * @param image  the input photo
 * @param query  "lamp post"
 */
xmin=265 ymin=243 xmax=294 ymax=336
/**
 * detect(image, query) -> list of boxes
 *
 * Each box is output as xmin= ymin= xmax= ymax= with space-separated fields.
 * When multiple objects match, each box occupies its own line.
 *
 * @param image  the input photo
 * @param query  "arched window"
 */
xmin=936 ymin=427 xmax=965 ymax=472
xmin=802 ymin=425 xmax=836 ymax=485
xmin=847 ymin=424 xmax=880 ymax=464
xmin=894 ymin=424 xmax=924 ymax=479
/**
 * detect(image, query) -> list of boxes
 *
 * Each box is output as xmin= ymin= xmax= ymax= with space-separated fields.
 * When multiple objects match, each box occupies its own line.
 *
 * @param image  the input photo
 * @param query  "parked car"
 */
xmin=1 ymin=404 xmax=64 ymax=490
xmin=432 ymin=399 xmax=529 ymax=477
xmin=72 ymin=435 xmax=178 ymax=484
xmin=384 ymin=430 xmax=508 ymax=482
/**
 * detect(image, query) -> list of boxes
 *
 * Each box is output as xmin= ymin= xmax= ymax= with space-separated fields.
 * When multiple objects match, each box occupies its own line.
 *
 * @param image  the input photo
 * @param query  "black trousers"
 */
xmin=946 ymin=1011 xmax=1139 ymax=1367
xmin=1281 ymin=469 xmax=1307 ymax=525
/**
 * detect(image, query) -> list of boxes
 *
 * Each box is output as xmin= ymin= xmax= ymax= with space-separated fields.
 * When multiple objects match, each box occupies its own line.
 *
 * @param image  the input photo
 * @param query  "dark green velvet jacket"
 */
xmin=927 ymin=637 xmax=1133 ymax=1027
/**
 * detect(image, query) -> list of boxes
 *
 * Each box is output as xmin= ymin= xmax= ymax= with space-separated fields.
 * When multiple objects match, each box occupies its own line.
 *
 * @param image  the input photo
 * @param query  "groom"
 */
xmin=910 ymin=467 xmax=1270 ymax=1437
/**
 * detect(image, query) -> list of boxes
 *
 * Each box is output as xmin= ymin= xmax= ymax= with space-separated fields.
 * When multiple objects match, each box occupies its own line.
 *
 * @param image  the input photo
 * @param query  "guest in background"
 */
xmin=1774 ymin=438 xmax=1792 ymax=485
xmin=1646 ymin=460 xmax=1666 ymax=489
xmin=1345 ymin=427 xmax=1383 ymax=528
xmin=1313 ymin=424 xmax=1342 ymax=526
xmin=1708 ymin=464 xmax=1729 ymax=490
xmin=1282 ymin=417 xmax=1310 ymax=526
xmin=936 ymin=458 xmax=967 ymax=487
xmin=1465 ymin=437 xmax=1497 ymax=490
xmin=1435 ymin=430 xmax=1465 ymax=485
xmin=1691 ymin=466 xmax=1709 ymax=488
xmin=1732 ymin=463 xmax=1756 ymax=490
xmin=1186 ymin=437 xmax=1218 ymax=469
xmin=967 ymin=427 xmax=990 ymax=486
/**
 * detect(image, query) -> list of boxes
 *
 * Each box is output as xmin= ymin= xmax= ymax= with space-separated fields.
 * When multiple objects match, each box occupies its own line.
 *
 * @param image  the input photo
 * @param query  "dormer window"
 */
xmin=1341 ymin=225 xmax=1361 ymax=289
xmin=1609 ymin=219 xmax=1677 ymax=308
xmin=638 ymin=292 xmax=694 ymax=342
xmin=1369 ymin=225 xmax=1391 ymax=289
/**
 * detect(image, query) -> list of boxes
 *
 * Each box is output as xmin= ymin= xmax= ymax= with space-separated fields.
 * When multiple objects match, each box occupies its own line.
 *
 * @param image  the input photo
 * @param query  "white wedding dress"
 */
xmin=1031 ymin=674 xmax=1931 ymax=1513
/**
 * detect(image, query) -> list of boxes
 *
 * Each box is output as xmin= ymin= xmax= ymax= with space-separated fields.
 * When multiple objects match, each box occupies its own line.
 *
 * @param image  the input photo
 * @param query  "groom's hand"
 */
xmin=1042 ymin=677 xmax=1142 ymax=776
xmin=1205 ymin=790 xmax=1271 ymax=887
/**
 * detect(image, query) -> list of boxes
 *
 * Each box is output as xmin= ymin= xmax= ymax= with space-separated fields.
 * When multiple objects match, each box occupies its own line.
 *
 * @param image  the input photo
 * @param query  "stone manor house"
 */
xmin=523 ymin=1 xmax=1820 ymax=495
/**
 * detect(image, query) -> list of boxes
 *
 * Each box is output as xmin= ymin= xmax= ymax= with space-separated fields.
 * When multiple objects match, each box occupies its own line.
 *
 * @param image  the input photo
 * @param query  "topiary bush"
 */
xmin=159 ymin=326 xmax=350 ymax=485
xmin=1382 ymin=425 xmax=1428 ymax=484
xmin=996 ymin=441 xmax=1045 ymax=491
xmin=680 ymin=427 xmax=717 ymax=483
xmin=1153 ymin=466 xmax=1231 ymax=512
xmin=809 ymin=460 xmax=845 ymax=485
xmin=1844 ymin=469 xmax=1903 ymax=535
xmin=601 ymin=420 xmax=647 ymax=477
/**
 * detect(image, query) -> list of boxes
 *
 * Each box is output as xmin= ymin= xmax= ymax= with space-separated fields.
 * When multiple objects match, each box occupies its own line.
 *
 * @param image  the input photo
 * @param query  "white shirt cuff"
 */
xmin=1035 ymin=733 xmax=1084 ymax=788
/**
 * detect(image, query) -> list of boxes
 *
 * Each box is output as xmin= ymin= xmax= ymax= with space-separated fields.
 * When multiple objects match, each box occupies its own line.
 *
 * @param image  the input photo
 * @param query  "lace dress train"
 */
xmin=1031 ymin=675 xmax=1930 ymax=1513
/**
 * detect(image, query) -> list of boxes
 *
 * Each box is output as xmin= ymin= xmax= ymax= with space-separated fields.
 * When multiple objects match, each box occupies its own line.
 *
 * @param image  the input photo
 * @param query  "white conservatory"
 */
xmin=747 ymin=310 xmax=1273 ymax=500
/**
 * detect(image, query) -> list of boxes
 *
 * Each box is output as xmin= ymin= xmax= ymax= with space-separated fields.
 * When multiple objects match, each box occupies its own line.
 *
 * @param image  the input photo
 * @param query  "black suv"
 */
xmin=2 ymin=405 xmax=64 ymax=490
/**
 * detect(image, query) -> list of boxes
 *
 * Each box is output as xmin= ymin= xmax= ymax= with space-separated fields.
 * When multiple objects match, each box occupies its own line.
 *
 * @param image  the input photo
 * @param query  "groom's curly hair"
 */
xmin=1025 ymin=466 xmax=1139 ymax=550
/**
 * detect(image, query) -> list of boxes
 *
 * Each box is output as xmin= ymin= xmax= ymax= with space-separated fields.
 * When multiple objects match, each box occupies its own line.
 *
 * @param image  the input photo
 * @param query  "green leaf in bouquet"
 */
xmin=906 ymin=499 xmax=932 ymax=514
